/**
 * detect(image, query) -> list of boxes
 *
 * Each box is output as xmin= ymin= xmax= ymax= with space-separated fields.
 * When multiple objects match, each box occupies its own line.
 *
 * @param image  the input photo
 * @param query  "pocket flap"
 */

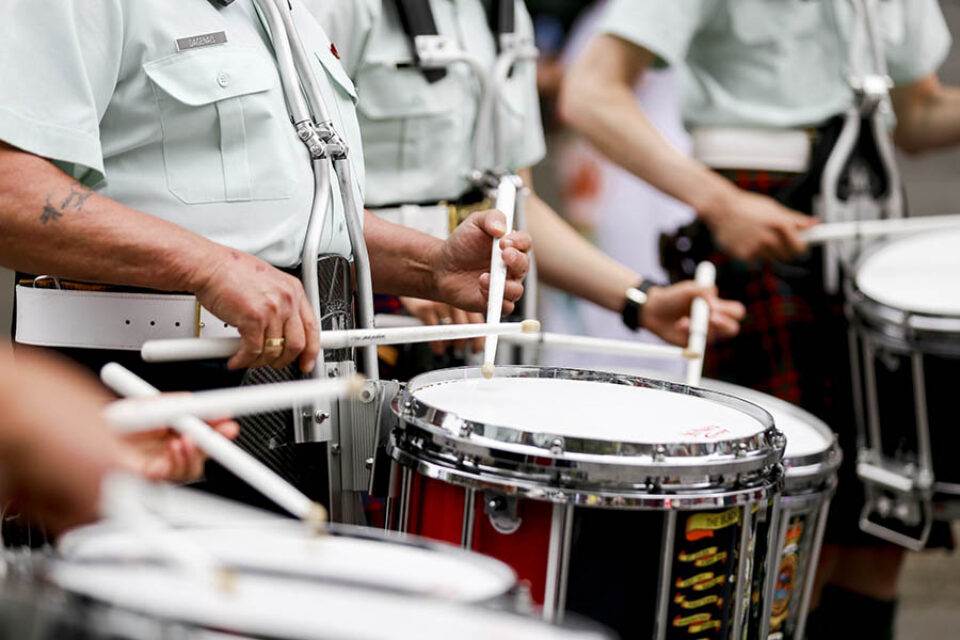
xmin=314 ymin=47 xmax=359 ymax=103
xmin=355 ymin=64 xmax=459 ymax=119
xmin=144 ymin=47 xmax=276 ymax=106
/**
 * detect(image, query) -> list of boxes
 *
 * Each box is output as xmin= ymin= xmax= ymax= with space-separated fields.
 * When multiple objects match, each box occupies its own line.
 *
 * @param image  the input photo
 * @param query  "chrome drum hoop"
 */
xmin=392 ymin=366 xmax=785 ymax=488
xmin=391 ymin=443 xmax=785 ymax=511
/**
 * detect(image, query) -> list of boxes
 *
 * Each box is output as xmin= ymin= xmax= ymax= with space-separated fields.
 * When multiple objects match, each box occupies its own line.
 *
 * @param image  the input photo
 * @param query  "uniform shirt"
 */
xmin=0 ymin=0 xmax=365 ymax=267
xmin=596 ymin=0 xmax=952 ymax=130
xmin=308 ymin=0 xmax=546 ymax=207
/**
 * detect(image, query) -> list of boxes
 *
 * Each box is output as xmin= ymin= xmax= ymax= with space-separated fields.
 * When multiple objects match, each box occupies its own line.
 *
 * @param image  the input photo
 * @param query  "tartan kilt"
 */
xmin=660 ymin=170 xmax=855 ymax=425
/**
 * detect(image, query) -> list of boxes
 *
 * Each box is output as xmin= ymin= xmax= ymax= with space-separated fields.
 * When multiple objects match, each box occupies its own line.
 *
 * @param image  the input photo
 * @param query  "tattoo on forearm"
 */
xmin=39 ymin=198 xmax=62 ymax=225
xmin=39 ymin=184 xmax=93 ymax=224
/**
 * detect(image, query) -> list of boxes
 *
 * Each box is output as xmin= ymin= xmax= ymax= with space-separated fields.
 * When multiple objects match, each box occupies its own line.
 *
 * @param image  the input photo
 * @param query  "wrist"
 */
xmin=693 ymin=177 xmax=737 ymax=227
xmin=621 ymin=279 xmax=661 ymax=332
xmin=175 ymin=240 xmax=233 ymax=294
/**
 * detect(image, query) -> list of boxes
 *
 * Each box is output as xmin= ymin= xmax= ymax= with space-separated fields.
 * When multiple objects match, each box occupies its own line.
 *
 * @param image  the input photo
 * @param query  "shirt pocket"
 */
xmin=355 ymin=63 xmax=464 ymax=178
xmin=729 ymin=1 xmax=821 ymax=48
xmin=144 ymin=47 xmax=296 ymax=204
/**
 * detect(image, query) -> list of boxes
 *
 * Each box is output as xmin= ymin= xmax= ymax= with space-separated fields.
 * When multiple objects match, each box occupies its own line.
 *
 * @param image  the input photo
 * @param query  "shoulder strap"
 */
xmin=394 ymin=0 xmax=517 ymax=82
xmin=394 ymin=0 xmax=447 ymax=83
xmin=485 ymin=0 xmax=515 ymax=53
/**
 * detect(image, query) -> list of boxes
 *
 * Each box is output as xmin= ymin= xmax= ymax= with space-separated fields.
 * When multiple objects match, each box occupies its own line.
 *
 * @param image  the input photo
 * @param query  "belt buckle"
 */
xmin=447 ymin=199 xmax=492 ymax=233
xmin=194 ymin=300 xmax=206 ymax=337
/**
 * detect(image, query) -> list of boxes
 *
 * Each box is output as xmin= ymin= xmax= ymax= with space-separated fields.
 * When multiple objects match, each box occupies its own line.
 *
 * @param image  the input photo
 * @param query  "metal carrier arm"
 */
xmin=254 ymin=0 xmax=380 ymax=523
xmin=818 ymin=0 xmax=904 ymax=293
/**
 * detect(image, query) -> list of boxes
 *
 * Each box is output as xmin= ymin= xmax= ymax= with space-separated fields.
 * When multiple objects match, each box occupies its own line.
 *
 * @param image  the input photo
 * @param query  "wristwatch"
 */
xmin=621 ymin=280 xmax=660 ymax=332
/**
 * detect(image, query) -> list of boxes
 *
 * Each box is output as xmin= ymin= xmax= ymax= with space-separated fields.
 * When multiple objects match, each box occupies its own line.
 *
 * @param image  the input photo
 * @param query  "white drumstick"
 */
xmin=801 ymin=214 xmax=960 ymax=244
xmin=101 ymin=364 xmax=325 ymax=523
xmin=141 ymin=320 xmax=540 ymax=363
xmin=482 ymin=175 xmax=521 ymax=379
xmin=685 ymin=261 xmax=716 ymax=387
xmin=500 ymin=331 xmax=691 ymax=360
xmin=103 ymin=375 xmax=364 ymax=433
xmin=98 ymin=474 xmax=232 ymax=591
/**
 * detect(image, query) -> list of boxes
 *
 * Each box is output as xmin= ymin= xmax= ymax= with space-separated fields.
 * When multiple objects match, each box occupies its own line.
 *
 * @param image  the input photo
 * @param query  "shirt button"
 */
xmin=217 ymin=71 xmax=231 ymax=88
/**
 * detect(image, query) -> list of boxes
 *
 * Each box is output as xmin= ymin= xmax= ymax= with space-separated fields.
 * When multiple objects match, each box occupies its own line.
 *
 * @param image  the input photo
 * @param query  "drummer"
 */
xmin=560 ymin=0 xmax=960 ymax=636
xmin=306 ymin=0 xmax=745 ymax=374
xmin=0 ymin=1 xmax=530 ymax=503
xmin=0 ymin=348 xmax=238 ymax=538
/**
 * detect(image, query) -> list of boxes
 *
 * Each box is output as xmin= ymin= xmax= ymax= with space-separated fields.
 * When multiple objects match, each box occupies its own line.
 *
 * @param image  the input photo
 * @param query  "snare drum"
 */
xmin=388 ymin=366 xmax=786 ymax=639
xmin=39 ymin=514 xmax=606 ymax=639
xmin=698 ymin=380 xmax=841 ymax=640
xmin=847 ymin=230 xmax=960 ymax=548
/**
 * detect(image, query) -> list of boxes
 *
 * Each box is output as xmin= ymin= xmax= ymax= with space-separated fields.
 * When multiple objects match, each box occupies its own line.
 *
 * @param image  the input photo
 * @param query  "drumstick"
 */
xmin=685 ymin=261 xmax=716 ymax=387
xmin=801 ymin=214 xmax=960 ymax=244
xmin=98 ymin=473 xmax=234 ymax=591
xmin=482 ymin=175 xmax=521 ymax=379
xmin=102 ymin=374 xmax=364 ymax=433
xmin=141 ymin=320 xmax=540 ymax=363
xmin=499 ymin=331 xmax=692 ymax=360
xmin=100 ymin=364 xmax=326 ymax=524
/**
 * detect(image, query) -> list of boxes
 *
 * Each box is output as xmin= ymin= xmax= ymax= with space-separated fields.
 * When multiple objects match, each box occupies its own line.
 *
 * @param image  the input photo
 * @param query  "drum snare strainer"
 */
xmin=388 ymin=366 xmax=786 ymax=640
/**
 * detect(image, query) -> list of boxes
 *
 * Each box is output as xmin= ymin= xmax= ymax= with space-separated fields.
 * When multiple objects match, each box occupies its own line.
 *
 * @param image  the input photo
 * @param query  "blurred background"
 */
xmin=1 ymin=2 xmax=956 ymax=636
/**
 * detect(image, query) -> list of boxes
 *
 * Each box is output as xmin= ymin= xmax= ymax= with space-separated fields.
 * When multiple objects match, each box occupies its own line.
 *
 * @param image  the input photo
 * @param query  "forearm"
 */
xmin=0 ymin=144 xmax=226 ymax=291
xmin=521 ymin=174 xmax=638 ymax=311
xmin=363 ymin=210 xmax=439 ymax=299
xmin=560 ymin=37 xmax=735 ymax=222
xmin=892 ymin=76 xmax=960 ymax=153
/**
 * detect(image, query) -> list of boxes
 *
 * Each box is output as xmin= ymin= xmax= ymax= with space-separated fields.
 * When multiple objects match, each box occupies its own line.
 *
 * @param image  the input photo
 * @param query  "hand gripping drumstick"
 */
xmin=800 ymin=214 xmax=960 ymax=244
xmin=684 ymin=261 xmax=716 ymax=387
xmin=140 ymin=320 xmax=540 ymax=363
xmin=100 ymin=364 xmax=328 ymax=524
xmin=482 ymin=175 xmax=522 ymax=379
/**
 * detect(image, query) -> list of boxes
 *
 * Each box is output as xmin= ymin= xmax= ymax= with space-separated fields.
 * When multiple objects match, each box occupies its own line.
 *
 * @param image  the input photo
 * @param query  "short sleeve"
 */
xmin=0 ymin=0 xmax=124 ymax=183
xmin=593 ymin=0 xmax=714 ymax=68
xmin=303 ymin=0 xmax=377 ymax=80
xmin=884 ymin=0 xmax=952 ymax=86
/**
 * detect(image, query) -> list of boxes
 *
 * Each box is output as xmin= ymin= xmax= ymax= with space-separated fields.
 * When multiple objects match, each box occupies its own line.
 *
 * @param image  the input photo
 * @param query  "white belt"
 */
xmin=15 ymin=285 xmax=239 ymax=351
xmin=692 ymin=127 xmax=811 ymax=173
xmin=372 ymin=205 xmax=450 ymax=240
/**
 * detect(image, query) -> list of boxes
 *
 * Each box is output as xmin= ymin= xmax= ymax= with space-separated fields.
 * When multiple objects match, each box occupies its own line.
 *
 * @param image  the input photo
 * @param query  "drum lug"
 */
xmin=484 ymin=492 xmax=522 ymax=535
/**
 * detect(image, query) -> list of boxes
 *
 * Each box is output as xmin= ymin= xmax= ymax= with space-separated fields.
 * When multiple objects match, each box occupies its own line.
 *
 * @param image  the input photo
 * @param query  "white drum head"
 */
xmin=47 ymin=562 xmax=603 ymax=640
xmin=412 ymin=376 xmax=766 ymax=444
xmin=58 ymin=523 xmax=514 ymax=603
xmin=697 ymin=381 xmax=833 ymax=459
xmin=855 ymin=230 xmax=960 ymax=316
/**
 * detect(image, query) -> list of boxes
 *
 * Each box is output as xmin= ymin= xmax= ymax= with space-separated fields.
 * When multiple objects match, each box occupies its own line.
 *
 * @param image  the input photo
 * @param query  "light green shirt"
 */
xmin=597 ymin=0 xmax=952 ymax=130
xmin=0 ymin=0 xmax=365 ymax=266
xmin=308 ymin=0 xmax=546 ymax=207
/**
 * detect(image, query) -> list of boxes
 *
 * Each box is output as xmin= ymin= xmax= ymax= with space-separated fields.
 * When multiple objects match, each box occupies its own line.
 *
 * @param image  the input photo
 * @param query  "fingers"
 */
xmin=501 ymin=230 xmax=532 ymax=254
xmin=475 ymin=209 xmax=509 ymax=238
xmin=228 ymin=321 xmax=266 ymax=370
xmin=299 ymin=296 xmax=320 ymax=374
xmin=501 ymin=243 xmax=530 ymax=281
xmin=451 ymin=307 xmax=471 ymax=352
xmin=468 ymin=312 xmax=485 ymax=354
xmin=709 ymin=313 xmax=741 ymax=339
xmin=274 ymin=313 xmax=306 ymax=371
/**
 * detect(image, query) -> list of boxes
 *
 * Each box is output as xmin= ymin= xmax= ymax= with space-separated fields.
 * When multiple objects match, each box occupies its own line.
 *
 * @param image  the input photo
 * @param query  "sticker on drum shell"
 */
xmin=665 ymin=507 xmax=742 ymax=639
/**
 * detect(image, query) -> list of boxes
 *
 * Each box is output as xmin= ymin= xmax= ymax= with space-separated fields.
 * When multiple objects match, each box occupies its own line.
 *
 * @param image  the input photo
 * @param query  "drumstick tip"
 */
xmin=306 ymin=502 xmax=328 ymax=529
xmin=481 ymin=362 xmax=495 ymax=379
xmin=520 ymin=319 xmax=541 ymax=333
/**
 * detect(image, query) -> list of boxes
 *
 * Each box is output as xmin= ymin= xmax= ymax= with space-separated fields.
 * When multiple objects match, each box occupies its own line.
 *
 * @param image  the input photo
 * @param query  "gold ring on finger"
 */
xmin=264 ymin=337 xmax=286 ymax=349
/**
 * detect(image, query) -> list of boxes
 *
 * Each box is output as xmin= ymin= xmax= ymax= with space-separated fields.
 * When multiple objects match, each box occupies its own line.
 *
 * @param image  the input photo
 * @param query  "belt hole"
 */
xmin=124 ymin=320 xmax=130 ymax=325
xmin=175 ymin=322 xmax=181 ymax=327
xmin=149 ymin=321 xmax=156 ymax=326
